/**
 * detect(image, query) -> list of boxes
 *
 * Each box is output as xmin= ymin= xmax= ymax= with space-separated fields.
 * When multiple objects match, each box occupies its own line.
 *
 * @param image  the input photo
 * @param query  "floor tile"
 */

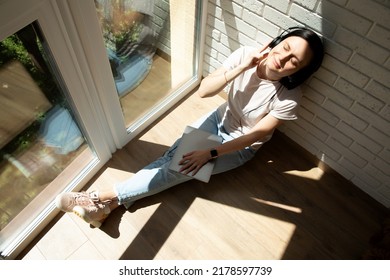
xmin=35 ymin=214 xmax=88 ymax=259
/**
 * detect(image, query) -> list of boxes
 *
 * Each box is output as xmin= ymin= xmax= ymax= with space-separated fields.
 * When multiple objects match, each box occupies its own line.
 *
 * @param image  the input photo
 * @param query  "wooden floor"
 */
xmin=120 ymin=54 xmax=172 ymax=126
xmin=18 ymin=92 xmax=389 ymax=260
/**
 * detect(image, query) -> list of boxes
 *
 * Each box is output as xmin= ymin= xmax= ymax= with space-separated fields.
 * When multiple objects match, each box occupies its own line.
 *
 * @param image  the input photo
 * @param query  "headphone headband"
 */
xmin=269 ymin=26 xmax=310 ymax=48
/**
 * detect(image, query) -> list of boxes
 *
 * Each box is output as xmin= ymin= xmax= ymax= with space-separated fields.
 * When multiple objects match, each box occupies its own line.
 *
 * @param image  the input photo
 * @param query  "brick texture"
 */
xmin=203 ymin=0 xmax=390 ymax=207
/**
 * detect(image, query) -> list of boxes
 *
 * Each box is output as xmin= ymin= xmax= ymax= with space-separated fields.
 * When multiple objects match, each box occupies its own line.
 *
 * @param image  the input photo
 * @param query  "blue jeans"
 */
xmin=114 ymin=109 xmax=257 ymax=208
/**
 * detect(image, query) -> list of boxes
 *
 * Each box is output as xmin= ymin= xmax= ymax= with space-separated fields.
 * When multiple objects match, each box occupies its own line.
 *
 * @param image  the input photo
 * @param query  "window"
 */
xmin=0 ymin=0 xmax=205 ymax=259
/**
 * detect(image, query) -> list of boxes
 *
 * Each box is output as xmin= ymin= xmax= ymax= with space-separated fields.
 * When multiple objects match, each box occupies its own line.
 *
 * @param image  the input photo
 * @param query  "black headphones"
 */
xmin=267 ymin=26 xmax=324 ymax=90
xmin=269 ymin=26 xmax=311 ymax=48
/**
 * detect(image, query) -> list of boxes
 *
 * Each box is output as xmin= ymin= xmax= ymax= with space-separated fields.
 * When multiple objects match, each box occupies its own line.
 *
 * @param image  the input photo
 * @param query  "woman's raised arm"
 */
xmin=197 ymin=46 xmax=270 ymax=98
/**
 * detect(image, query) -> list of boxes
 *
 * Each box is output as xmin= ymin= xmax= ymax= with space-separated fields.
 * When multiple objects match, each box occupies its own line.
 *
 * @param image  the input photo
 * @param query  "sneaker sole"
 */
xmin=73 ymin=206 xmax=103 ymax=228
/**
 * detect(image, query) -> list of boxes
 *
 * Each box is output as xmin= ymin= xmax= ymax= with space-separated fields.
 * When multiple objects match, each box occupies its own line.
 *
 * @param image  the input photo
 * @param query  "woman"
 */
xmin=56 ymin=27 xmax=324 ymax=228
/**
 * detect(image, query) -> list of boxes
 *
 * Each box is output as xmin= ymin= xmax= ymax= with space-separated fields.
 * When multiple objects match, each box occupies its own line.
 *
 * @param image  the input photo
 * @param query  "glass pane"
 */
xmin=0 ymin=23 xmax=94 ymax=242
xmin=94 ymin=0 xmax=199 ymax=127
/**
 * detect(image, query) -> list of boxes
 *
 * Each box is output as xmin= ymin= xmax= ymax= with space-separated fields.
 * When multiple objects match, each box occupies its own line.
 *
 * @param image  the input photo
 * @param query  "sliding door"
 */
xmin=70 ymin=0 xmax=206 ymax=146
xmin=0 ymin=0 xmax=206 ymax=259
xmin=0 ymin=0 xmax=112 ymax=259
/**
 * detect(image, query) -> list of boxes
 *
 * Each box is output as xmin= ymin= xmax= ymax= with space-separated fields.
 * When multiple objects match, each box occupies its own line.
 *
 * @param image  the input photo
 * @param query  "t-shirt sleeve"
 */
xmin=222 ymin=46 xmax=256 ymax=70
xmin=222 ymin=46 xmax=256 ymax=94
xmin=269 ymin=87 xmax=303 ymax=120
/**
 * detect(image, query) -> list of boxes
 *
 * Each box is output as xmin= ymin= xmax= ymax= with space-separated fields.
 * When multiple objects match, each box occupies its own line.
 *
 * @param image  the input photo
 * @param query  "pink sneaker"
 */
xmin=55 ymin=191 xmax=99 ymax=212
xmin=73 ymin=203 xmax=111 ymax=228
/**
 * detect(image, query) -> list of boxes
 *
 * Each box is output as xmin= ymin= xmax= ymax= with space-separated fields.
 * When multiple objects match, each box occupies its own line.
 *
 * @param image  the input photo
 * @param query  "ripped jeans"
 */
xmin=114 ymin=109 xmax=257 ymax=208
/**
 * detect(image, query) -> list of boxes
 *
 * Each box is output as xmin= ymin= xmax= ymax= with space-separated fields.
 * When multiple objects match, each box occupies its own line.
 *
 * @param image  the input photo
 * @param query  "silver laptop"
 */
xmin=168 ymin=126 xmax=222 ymax=183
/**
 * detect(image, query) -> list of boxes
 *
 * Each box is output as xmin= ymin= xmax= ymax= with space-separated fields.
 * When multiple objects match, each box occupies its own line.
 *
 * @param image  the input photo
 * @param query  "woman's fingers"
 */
xmin=178 ymin=150 xmax=208 ymax=175
xmin=179 ymin=159 xmax=199 ymax=175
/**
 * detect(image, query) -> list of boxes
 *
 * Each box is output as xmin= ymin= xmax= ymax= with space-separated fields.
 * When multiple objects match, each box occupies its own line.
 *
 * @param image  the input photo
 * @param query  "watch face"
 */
xmin=211 ymin=149 xmax=218 ymax=158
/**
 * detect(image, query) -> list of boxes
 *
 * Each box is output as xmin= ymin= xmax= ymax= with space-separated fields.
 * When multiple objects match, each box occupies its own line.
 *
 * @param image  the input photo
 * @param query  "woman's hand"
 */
xmin=241 ymin=46 xmax=269 ymax=71
xmin=178 ymin=150 xmax=211 ymax=176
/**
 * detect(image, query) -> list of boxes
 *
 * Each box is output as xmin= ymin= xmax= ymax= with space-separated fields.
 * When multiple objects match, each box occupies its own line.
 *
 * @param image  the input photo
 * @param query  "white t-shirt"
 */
xmin=218 ymin=46 xmax=302 ymax=149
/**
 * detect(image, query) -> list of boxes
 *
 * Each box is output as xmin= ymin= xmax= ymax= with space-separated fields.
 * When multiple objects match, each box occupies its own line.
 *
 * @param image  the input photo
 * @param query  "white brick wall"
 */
xmin=151 ymin=0 xmax=171 ymax=55
xmin=203 ymin=0 xmax=390 ymax=207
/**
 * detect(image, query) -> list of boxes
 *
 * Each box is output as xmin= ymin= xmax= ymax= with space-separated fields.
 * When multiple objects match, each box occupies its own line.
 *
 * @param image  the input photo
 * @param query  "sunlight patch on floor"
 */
xmin=283 ymin=167 xmax=324 ymax=181
xmin=89 ymin=167 xmax=134 ymax=192
xmin=251 ymin=197 xmax=302 ymax=214
xmin=157 ymin=197 xmax=296 ymax=259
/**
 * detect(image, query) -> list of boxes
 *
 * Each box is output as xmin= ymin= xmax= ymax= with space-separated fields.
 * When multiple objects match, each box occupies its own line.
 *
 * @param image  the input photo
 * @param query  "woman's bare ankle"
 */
xmin=99 ymin=190 xmax=118 ymax=203
xmin=109 ymin=201 xmax=120 ymax=211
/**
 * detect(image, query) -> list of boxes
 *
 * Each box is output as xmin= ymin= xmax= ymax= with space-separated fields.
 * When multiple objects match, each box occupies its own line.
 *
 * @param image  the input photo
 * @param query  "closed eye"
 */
xmin=291 ymin=57 xmax=300 ymax=67
xmin=285 ymin=43 xmax=300 ymax=66
xmin=283 ymin=42 xmax=301 ymax=67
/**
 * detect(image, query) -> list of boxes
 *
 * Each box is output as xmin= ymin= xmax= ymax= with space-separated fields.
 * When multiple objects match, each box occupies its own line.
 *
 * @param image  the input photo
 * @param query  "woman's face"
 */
xmin=264 ymin=36 xmax=313 ymax=80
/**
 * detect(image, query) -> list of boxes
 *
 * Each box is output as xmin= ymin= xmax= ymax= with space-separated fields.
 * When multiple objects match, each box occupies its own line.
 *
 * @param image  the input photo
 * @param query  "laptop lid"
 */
xmin=168 ymin=126 xmax=222 ymax=183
